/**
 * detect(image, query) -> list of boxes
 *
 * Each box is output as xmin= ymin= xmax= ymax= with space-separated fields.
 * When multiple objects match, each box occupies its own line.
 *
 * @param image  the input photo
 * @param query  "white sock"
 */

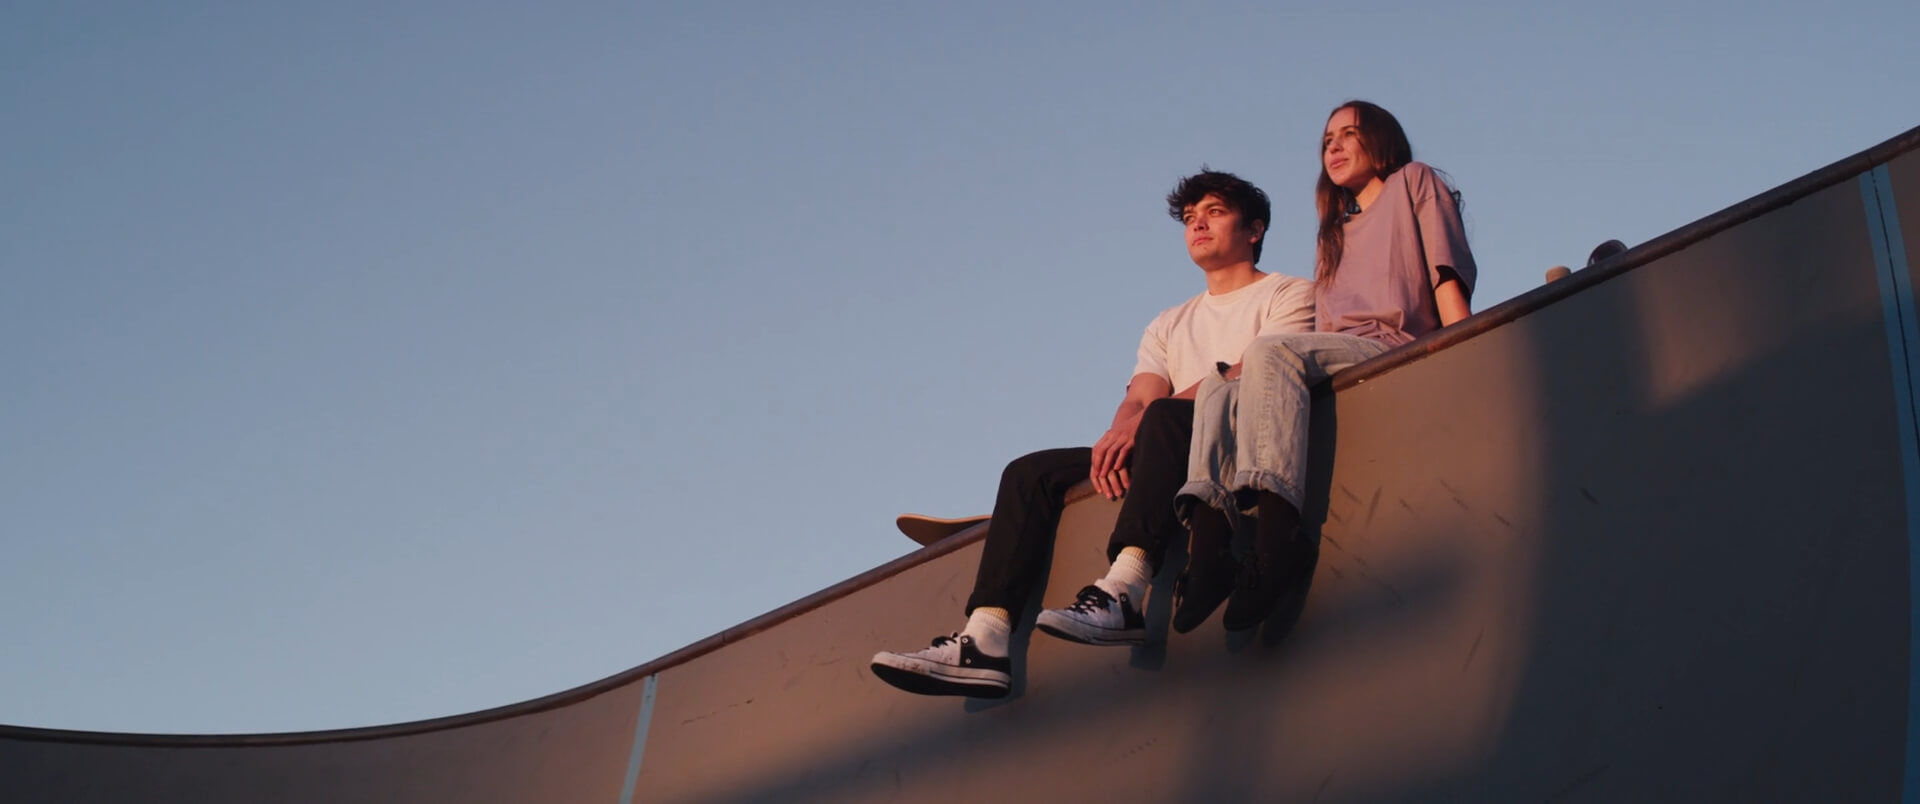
xmin=964 ymin=607 xmax=1012 ymax=656
xmin=1097 ymin=547 xmax=1154 ymax=603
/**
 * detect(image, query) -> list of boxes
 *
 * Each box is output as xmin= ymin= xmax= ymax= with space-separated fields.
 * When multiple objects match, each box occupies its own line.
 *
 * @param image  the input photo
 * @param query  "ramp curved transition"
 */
xmin=5 ymin=126 xmax=1920 ymax=802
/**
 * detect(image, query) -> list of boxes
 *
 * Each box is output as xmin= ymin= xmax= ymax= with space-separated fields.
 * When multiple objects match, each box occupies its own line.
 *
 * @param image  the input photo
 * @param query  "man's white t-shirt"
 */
xmin=1131 ymin=272 xmax=1317 ymax=392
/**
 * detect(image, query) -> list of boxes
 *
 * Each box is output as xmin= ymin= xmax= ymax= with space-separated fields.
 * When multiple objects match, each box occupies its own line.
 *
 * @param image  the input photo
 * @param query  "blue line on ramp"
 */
xmin=1863 ymin=166 xmax=1920 ymax=804
xmin=619 ymin=674 xmax=659 ymax=804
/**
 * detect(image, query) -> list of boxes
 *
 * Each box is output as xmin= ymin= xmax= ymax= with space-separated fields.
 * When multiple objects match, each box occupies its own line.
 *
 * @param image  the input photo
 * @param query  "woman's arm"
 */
xmin=1404 ymin=163 xmax=1477 ymax=322
xmin=1435 ymin=276 xmax=1470 ymax=326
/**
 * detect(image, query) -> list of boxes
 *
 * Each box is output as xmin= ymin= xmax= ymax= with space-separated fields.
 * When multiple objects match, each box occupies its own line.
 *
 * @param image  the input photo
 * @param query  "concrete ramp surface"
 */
xmin=5 ymin=126 xmax=1920 ymax=802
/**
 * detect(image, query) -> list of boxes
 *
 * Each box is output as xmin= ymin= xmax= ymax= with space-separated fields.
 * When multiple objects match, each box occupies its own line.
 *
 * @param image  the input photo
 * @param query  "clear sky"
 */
xmin=3 ymin=1 xmax=1915 ymax=734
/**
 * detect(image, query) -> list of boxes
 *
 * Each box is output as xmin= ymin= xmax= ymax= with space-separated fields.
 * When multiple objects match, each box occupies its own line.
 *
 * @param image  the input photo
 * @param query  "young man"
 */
xmin=869 ymin=170 xmax=1316 ymax=698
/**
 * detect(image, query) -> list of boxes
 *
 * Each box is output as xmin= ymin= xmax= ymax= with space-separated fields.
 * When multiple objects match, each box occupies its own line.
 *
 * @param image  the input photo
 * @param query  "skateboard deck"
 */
xmin=896 ymin=513 xmax=990 ymax=546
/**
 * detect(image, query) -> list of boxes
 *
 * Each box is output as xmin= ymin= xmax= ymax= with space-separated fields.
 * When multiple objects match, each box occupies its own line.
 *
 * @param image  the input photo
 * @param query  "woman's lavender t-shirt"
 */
xmin=1315 ymin=161 xmax=1477 ymax=347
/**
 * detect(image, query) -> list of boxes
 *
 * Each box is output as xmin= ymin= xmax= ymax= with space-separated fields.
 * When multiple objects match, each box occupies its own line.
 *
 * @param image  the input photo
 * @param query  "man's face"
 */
xmin=1182 ymin=193 xmax=1262 ymax=268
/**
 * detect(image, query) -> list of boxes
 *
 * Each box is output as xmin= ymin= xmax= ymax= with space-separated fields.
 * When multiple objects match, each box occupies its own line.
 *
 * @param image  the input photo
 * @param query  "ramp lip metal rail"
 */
xmin=1336 ymin=124 xmax=1920 ymax=391
xmin=4 ymin=124 xmax=1917 ymax=750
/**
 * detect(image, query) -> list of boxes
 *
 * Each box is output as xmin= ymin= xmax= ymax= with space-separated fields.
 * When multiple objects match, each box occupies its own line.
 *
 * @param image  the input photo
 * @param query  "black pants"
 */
xmin=965 ymin=398 xmax=1194 ymax=615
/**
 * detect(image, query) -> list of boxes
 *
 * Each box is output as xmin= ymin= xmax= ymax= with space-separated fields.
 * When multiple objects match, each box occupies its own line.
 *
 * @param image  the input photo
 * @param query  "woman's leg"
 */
xmin=1176 ymin=371 xmax=1247 ymax=530
xmin=1224 ymin=332 xmax=1389 ymax=629
xmin=1170 ymin=373 xmax=1246 ymax=632
xmin=1230 ymin=332 xmax=1389 ymax=509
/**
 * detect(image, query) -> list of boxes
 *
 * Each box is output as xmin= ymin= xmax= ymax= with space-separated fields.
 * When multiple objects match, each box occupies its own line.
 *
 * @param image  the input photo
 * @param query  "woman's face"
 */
xmin=1322 ymin=106 xmax=1378 ymax=192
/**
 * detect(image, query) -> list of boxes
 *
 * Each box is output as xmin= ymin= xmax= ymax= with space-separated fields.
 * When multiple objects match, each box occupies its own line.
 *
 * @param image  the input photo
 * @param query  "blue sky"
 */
xmin=3 ymin=1 xmax=1915 ymax=733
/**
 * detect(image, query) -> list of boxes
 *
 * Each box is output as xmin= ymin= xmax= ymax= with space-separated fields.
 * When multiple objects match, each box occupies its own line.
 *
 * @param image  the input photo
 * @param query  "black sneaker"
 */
xmin=1035 ymin=584 xmax=1146 ymax=646
xmin=1172 ymin=548 xmax=1239 ymax=634
xmin=870 ymin=633 xmax=1011 ymax=698
xmin=1222 ymin=546 xmax=1314 ymax=632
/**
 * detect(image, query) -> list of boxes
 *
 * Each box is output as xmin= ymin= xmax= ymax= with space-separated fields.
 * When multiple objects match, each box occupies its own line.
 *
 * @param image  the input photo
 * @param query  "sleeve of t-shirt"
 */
xmin=1257 ymin=276 xmax=1317 ymax=336
xmin=1407 ymin=162 xmax=1478 ymax=299
xmin=1131 ymin=310 xmax=1172 ymax=383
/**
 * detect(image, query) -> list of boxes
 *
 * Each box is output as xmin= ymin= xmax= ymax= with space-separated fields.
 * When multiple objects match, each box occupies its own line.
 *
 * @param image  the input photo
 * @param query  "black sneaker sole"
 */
xmin=870 ymin=663 xmax=1010 ymax=699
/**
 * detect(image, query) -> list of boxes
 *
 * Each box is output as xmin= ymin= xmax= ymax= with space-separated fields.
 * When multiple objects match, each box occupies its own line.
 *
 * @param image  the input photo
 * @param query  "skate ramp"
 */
xmin=4 ymin=126 xmax=1919 ymax=802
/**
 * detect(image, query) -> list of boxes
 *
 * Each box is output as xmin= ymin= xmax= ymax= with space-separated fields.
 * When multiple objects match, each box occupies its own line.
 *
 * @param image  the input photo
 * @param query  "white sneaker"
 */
xmin=870 ymin=633 xmax=1011 ymax=698
xmin=1035 ymin=584 xmax=1146 ymax=646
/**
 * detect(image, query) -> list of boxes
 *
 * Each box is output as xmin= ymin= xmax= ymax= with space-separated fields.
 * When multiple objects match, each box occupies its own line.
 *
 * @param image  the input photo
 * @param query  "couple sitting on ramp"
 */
xmin=872 ymin=100 xmax=1478 ymax=699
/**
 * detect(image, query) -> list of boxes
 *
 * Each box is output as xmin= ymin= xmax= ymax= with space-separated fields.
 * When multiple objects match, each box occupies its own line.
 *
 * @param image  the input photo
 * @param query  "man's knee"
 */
xmin=1002 ymin=451 xmax=1044 ymax=486
xmin=1001 ymin=448 xmax=1074 ymax=488
xmin=1141 ymin=397 xmax=1190 ymax=428
xmin=1135 ymin=398 xmax=1194 ymax=457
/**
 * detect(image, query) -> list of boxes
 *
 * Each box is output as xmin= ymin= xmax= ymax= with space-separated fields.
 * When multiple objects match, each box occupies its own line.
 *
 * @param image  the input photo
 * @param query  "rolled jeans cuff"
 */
xmin=1230 ymin=469 xmax=1303 ymax=513
xmin=1175 ymin=480 xmax=1248 ymax=534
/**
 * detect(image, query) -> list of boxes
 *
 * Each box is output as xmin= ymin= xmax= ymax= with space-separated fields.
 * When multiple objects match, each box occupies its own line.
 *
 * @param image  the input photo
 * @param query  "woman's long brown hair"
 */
xmin=1314 ymin=100 xmax=1414 ymax=283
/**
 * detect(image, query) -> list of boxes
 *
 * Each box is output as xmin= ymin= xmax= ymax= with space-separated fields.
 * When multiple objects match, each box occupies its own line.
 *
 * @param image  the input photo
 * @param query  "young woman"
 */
xmin=1170 ymin=100 xmax=1477 ymax=634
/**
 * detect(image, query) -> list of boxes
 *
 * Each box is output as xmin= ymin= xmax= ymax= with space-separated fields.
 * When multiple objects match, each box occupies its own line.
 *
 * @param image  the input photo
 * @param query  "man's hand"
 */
xmin=1093 ymin=373 xmax=1173 ymax=500
xmin=1090 ymin=415 xmax=1143 ymax=500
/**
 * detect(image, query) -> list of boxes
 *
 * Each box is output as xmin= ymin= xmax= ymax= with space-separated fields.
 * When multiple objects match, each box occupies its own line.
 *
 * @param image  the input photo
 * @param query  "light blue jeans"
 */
xmin=1177 ymin=333 xmax=1390 ymax=532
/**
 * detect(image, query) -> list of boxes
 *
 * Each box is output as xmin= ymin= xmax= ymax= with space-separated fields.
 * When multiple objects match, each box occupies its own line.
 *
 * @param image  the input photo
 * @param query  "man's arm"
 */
xmin=1090 ymin=372 xmax=1173 ymax=500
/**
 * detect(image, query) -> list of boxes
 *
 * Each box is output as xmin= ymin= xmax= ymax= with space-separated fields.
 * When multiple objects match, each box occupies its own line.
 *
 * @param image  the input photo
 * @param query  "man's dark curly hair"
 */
xmin=1166 ymin=169 xmax=1272 ymax=264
